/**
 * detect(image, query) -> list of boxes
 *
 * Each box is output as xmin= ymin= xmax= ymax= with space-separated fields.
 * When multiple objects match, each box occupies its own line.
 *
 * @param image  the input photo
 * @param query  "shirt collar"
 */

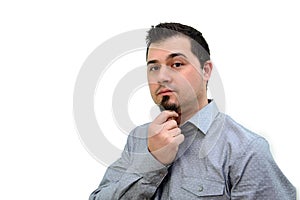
xmin=183 ymin=100 xmax=219 ymax=134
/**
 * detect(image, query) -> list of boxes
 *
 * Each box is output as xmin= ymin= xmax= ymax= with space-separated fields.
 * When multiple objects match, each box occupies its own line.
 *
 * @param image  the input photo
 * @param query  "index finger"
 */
xmin=154 ymin=110 xmax=179 ymax=125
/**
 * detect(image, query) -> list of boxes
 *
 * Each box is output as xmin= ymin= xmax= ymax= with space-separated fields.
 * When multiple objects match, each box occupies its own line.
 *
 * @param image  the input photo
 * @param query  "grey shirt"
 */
xmin=89 ymin=101 xmax=296 ymax=199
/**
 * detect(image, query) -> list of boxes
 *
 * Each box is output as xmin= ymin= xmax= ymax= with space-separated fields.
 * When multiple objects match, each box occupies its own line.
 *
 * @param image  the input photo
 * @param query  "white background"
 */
xmin=1 ymin=0 xmax=299 ymax=199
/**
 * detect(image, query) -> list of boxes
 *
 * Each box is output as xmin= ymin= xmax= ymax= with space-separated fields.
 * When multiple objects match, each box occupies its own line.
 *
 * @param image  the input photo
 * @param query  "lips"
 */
xmin=156 ymin=88 xmax=174 ymax=96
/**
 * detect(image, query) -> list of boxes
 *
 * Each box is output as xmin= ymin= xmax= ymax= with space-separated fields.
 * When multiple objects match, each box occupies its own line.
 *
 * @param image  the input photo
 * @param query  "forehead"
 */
xmin=147 ymin=36 xmax=192 ymax=59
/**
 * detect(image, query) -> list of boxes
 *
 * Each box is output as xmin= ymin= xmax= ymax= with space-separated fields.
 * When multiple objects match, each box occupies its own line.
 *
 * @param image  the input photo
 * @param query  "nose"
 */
xmin=157 ymin=66 xmax=172 ymax=84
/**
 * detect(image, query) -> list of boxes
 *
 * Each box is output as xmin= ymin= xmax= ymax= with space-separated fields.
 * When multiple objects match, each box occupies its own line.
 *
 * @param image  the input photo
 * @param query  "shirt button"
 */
xmin=199 ymin=185 xmax=203 ymax=192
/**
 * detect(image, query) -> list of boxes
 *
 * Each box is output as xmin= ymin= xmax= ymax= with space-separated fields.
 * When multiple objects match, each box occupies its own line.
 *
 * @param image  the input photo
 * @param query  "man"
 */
xmin=89 ymin=23 xmax=296 ymax=199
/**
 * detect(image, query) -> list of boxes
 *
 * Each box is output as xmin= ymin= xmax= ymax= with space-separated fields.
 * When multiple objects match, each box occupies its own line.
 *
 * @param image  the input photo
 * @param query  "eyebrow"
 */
xmin=147 ymin=52 xmax=187 ymax=66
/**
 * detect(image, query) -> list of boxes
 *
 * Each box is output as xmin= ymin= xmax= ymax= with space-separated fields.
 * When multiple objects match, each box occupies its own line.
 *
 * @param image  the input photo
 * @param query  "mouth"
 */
xmin=156 ymin=88 xmax=174 ymax=96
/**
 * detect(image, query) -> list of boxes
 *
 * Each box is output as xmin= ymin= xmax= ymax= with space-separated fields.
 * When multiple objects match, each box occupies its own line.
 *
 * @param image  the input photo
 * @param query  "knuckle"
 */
xmin=153 ymin=128 xmax=161 ymax=135
xmin=171 ymin=119 xmax=177 ymax=126
xmin=161 ymin=110 xmax=170 ymax=116
xmin=166 ymin=120 xmax=176 ymax=127
xmin=179 ymin=134 xmax=185 ymax=141
xmin=151 ymin=125 xmax=163 ymax=135
xmin=174 ymin=134 xmax=184 ymax=144
xmin=162 ymin=110 xmax=175 ymax=118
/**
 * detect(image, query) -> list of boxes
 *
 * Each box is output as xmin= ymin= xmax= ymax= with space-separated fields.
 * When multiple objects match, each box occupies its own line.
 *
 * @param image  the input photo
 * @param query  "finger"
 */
xmin=154 ymin=110 xmax=178 ymax=124
xmin=173 ymin=134 xmax=185 ymax=146
xmin=167 ymin=116 xmax=177 ymax=121
xmin=163 ymin=120 xmax=178 ymax=130
xmin=168 ymin=127 xmax=181 ymax=137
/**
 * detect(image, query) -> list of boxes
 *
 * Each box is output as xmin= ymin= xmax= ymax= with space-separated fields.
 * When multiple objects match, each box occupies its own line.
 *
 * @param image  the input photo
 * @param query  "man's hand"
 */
xmin=147 ymin=111 xmax=185 ymax=165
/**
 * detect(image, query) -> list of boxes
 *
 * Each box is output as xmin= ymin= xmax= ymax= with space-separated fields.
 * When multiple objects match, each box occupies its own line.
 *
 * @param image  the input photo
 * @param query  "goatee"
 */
xmin=158 ymin=96 xmax=181 ymax=124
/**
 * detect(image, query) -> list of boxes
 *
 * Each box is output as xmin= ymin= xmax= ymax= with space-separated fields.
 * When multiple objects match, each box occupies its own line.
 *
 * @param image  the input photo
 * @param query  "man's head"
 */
xmin=146 ymin=22 xmax=210 ymax=68
xmin=145 ymin=23 xmax=213 ymax=122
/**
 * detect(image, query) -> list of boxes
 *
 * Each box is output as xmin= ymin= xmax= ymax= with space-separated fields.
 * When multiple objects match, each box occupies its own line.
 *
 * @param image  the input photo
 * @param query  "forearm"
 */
xmin=89 ymin=167 xmax=168 ymax=200
xmin=89 ymin=172 xmax=141 ymax=200
xmin=90 ymin=149 xmax=169 ymax=199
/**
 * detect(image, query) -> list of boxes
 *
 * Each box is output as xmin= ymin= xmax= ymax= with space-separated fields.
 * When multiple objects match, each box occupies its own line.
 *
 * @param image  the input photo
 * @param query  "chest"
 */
xmin=156 ymin=133 xmax=231 ymax=199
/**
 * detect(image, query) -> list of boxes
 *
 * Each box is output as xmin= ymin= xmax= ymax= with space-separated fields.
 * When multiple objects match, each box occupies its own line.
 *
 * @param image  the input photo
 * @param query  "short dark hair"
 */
xmin=146 ymin=22 xmax=210 ymax=68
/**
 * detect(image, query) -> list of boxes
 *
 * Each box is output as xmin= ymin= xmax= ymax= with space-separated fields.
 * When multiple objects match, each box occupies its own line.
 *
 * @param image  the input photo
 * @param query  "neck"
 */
xmin=179 ymin=98 xmax=209 ymax=125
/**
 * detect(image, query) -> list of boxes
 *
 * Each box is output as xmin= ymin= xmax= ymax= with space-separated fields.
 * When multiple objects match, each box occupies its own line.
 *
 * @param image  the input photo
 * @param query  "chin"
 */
xmin=159 ymin=96 xmax=180 ymax=112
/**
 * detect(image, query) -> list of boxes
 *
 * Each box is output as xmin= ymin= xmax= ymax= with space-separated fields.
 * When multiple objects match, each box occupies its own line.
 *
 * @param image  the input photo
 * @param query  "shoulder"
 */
xmin=127 ymin=123 xmax=150 ymax=138
xmin=210 ymin=113 xmax=270 ymax=165
xmin=125 ymin=123 xmax=150 ymax=153
xmin=222 ymin=114 xmax=267 ymax=151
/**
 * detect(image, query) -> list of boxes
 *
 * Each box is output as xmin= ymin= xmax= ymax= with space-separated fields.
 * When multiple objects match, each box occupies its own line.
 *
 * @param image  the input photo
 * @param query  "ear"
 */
xmin=202 ymin=60 xmax=213 ymax=81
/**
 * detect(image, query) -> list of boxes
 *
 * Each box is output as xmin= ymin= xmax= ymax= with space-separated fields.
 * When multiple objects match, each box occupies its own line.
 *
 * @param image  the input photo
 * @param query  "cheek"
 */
xmin=192 ymin=74 xmax=203 ymax=86
xmin=180 ymin=71 xmax=203 ymax=95
xmin=148 ymin=83 xmax=158 ymax=98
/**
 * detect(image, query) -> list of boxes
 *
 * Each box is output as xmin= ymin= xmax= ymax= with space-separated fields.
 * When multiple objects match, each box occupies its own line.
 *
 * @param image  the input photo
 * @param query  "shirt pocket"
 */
xmin=181 ymin=177 xmax=225 ymax=198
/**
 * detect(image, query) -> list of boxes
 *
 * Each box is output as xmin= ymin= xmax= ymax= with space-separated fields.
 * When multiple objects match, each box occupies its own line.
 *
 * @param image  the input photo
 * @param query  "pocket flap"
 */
xmin=182 ymin=177 xmax=224 ymax=197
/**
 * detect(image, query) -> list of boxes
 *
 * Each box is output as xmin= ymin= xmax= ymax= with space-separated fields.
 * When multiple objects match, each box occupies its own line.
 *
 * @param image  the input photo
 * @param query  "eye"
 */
xmin=149 ymin=65 xmax=160 ymax=71
xmin=172 ymin=62 xmax=183 ymax=68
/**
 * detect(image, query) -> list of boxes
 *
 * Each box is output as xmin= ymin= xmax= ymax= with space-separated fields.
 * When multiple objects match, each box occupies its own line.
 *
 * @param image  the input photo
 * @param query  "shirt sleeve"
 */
xmin=230 ymin=137 xmax=296 ymax=199
xmin=89 ymin=127 xmax=168 ymax=200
